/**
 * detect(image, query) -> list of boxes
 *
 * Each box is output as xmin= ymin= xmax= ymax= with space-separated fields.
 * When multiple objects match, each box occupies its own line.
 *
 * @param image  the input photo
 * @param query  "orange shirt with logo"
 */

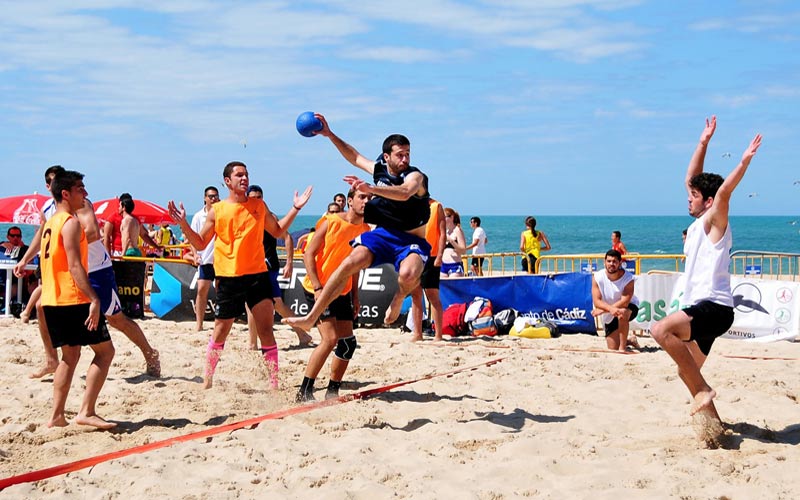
xmin=213 ymin=198 xmax=268 ymax=277
xmin=40 ymin=212 xmax=90 ymax=306
xmin=302 ymin=214 xmax=370 ymax=296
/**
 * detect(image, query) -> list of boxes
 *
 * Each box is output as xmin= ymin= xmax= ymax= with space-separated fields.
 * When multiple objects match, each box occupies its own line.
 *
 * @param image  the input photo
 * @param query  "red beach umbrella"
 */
xmin=0 ymin=193 xmax=51 ymax=225
xmin=93 ymin=198 xmax=172 ymax=225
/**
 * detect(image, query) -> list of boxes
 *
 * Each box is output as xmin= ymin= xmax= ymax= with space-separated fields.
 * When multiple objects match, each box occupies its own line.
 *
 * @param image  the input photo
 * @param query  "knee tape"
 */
xmin=334 ymin=335 xmax=357 ymax=361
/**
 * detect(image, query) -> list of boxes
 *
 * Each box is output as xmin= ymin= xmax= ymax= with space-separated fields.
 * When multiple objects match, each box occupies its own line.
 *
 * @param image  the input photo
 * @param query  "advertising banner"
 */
xmin=439 ymin=273 xmax=595 ymax=334
xmin=630 ymin=272 xmax=798 ymax=342
xmin=630 ymin=273 xmax=682 ymax=334
xmin=279 ymin=261 xmax=399 ymax=326
xmin=723 ymin=277 xmax=799 ymax=342
xmin=151 ymin=262 xmax=216 ymax=321
xmin=112 ymin=260 xmax=146 ymax=319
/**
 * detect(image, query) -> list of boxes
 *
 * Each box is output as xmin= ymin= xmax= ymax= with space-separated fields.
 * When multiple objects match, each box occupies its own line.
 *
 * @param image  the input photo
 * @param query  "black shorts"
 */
xmin=604 ymin=303 xmax=639 ymax=334
xmin=471 ymin=257 xmax=484 ymax=268
xmin=522 ymin=254 xmax=537 ymax=272
xmin=420 ymin=259 xmax=441 ymax=290
xmin=215 ymin=272 xmax=274 ymax=320
xmin=303 ymin=291 xmax=354 ymax=322
xmin=43 ymin=303 xmax=111 ymax=348
xmin=198 ymin=264 xmax=215 ymax=280
xmin=685 ymin=300 xmax=734 ymax=356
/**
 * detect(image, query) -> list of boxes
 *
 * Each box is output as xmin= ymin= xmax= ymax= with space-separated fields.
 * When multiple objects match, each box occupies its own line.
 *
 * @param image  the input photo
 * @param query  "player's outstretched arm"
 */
xmin=686 ymin=116 xmax=717 ymax=191
xmin=710 ymin=133 xmax=763 ymax=224
xmin=315 ymin=114 xmax=375 ymax=175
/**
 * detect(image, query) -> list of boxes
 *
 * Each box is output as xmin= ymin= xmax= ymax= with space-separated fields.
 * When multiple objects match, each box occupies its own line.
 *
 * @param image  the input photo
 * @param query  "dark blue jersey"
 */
xmin=365 ymin=161 xmax=430 ymax=231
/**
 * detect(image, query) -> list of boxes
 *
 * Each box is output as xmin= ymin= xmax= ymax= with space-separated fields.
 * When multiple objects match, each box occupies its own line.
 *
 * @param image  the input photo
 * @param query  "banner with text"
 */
xmin=112 ymin=260 xmax=145 ymax=319
xmin=439 ymin=273 xmax=595 ymax=334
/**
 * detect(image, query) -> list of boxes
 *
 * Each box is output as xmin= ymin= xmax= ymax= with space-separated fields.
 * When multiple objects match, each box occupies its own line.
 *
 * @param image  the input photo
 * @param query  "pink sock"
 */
xmin=260 ymin=345 xmax=279 ymax=389
xmin=206 ymin=339 xmax=225 ymax=378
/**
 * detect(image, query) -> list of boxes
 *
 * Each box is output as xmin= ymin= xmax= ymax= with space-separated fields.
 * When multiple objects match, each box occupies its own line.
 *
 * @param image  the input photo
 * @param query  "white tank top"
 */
xmin=593 ymin=269 xmax=639 ymax=323
xmin=681 ymin=214 xmax=733 ymax=307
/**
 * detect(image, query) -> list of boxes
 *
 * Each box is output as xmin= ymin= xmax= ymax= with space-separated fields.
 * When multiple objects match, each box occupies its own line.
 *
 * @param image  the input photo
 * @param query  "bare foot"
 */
xmin=690 ymin=388 xmax=717 ymax=416
xmin=283 ymin=315 xmax=316 ymax=332
xmin=692 ymin=408 xmax=725 ymax=448
xmin=202 ymin=376 xmax=213 ymax=389
xmin=383 ymin=296 xmax=404 ymax=325
xmin=295 ymin=329 xmax=315 ymax=347
xmin=47 ymin=416 xmax=68 ymax=428
xmin=29 ymin=362 xmax=58 ymax=379
xmin=627 ymin=335 xmax=641 ymax=349
xmin=20 ymin=311 xmax=30 ymax=323
xmin=75 ymin=414 xmax=117 ymax=430
xmin=410 ymin=334 xmax=423 ymax=342
xmin=433 ymin=336 xmax=443 ymax=342
xmin=145 ymin=349 xmax=161 ymax=377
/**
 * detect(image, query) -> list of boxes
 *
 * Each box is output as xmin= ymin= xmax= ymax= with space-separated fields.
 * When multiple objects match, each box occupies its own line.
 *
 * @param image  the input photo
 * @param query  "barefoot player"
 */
xmin=285 ymin=114 xmax=431 ymax=331
xmin=169 ymin=162 xmax=312 ymax=389
xmin=651 ymin=116 xmax=762 ymax=421
xmin=41 ymin=170 xmax=116 ymax=429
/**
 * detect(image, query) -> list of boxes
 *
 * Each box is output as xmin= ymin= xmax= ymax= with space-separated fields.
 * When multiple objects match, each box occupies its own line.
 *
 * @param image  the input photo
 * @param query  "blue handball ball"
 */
xmin=296 ymin=111 xmax=322 ymax=137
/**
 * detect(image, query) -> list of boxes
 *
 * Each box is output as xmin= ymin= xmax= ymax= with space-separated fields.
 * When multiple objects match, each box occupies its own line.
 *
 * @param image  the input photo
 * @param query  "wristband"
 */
xmin=314 ymin=286 xmax=323 ymax=292
xmin=293 ymin=204 xmax=302 ymax=211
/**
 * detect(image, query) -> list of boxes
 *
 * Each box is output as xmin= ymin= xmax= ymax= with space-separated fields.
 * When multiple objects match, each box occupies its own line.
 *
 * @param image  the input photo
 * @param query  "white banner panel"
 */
xmin=627 ymin=273 xmax=799 ymax=342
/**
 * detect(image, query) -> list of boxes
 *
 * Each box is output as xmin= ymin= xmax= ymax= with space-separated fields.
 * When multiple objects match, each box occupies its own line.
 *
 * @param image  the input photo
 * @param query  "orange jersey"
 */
xmin=40 ymin=211 xmax=90 ymax=306
xmin=424 ymin=200 xmax=444 ymax=256
xmin=302 ymin=214 xmax=370 ymax=295
xmin=213 ymin=198 xmax=268 ymax=277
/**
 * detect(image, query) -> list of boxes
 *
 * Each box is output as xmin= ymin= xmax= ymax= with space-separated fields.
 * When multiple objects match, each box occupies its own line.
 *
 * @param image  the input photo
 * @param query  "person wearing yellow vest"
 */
xmin=169 ymin=161 xmax=312 ymax=390
xmin=409 ymin=198 xmax=446 ymax=341
xmin=40 ymin=170 xmax=116 ymax=430
xmin=519 ymin=216 xmax=551 ymax=274
xmin=296 ymin=189 xmax=371 ymax=402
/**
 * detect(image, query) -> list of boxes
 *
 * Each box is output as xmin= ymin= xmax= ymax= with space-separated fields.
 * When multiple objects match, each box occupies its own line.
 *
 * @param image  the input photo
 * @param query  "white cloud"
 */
xmin=340 ymin=46 xmax=447 ymax=63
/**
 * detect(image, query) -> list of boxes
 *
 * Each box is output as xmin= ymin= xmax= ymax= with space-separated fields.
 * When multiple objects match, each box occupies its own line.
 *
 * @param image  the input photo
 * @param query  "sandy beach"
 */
xmin=1 ymin=315 xmax=798 ymax=499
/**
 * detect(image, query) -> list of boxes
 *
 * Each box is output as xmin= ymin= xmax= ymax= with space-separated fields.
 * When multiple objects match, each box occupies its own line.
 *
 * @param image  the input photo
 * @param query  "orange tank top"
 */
xmin=40 ymin=211 xmax=90 ymax=306
xmin=302 ymin=214 xmax=370 ymax=296
xmin=213 ymin=198 xmax=268 ymax=277
xmin=424 ymin=200 xmax=443 ymax=256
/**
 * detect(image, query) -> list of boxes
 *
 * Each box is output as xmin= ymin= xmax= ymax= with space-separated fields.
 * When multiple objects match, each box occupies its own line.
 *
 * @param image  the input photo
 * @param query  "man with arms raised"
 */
xmin=40 ymin=170 xmax=116 ymax=429
xmin=651 ymin=116 xmax=761 ymax=427
xmin=286 ymin=114 xmax=431 ymax=331
xmin=169 ymin=162 xmax=312 ymax=389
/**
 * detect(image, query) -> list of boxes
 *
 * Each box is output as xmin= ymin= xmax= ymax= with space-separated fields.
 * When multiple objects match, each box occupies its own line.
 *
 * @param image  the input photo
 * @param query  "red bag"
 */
xmin=441 ymin=303 xmax=468 ymax=337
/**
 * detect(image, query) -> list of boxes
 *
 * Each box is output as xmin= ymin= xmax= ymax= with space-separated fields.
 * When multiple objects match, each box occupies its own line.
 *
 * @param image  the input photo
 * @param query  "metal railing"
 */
xmin=730 ymin=250 xmax=800 ymax=281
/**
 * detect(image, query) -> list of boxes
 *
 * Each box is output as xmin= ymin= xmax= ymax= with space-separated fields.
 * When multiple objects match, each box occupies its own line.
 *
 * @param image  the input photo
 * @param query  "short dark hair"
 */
xmin=688 ymin=172 xmax=724 ymax=200
xmin=612 ymin=230 xmax=621 ymax=239
xmin=44 ymin=165 xmax=65 ymax=184
xmin=224 ymin=161 xmax=247 ymax=179
xmin=605 ymin=249 xmax=622 ymax=260
xmin=121 ymin=197 xmax=135 ymax=214
xmin=334 ymin=192 xmax=345 ymax=201
xmin=7 ymin=226 xmax=22 ymax=237
xmin=382 ymin=134 xmax=410 ymax=155
xmin=50 ymin=170 xmax=85 ymax=202
xmin=119 ymin=192 xmax=132 ymax=201
xmin=204 ymin=186 xmax=218 ymax=196
xmin=247 ymin=184 xmax=263 ymax=195
xmin=327 ymin=202 xmax=341 ymax=213
xmin=470 ymin=217 xmax=481 ymax=226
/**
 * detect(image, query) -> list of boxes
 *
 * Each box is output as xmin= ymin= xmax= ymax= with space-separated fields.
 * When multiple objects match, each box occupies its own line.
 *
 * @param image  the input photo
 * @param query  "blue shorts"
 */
xmin=441 ymin=262 xmax=464 ymax=276
xmin=89 ymin=266 xmax=122 ymax=317
xmin=352 ymin=227 xmax=430 ymax=271
xmin=198 ymin=263 xmax=215 ymax=281
xmin=268 ymin=270 xmax=283 ymax=298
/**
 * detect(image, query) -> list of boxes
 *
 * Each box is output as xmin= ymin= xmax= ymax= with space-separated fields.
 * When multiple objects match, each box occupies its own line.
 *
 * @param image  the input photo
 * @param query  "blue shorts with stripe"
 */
xmin=352 ymin=227 xmax=430 ymax=271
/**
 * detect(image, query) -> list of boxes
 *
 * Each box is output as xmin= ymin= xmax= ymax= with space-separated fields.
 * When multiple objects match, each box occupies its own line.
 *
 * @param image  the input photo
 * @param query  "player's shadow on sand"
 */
xmin=121 ymin=374 xmax=204 ymax=385
xmin=110 ymin=415 xmax=231 ymax=434
xmin=720 ymin=421 xmax=800 ymax=449
xmin=371 ymin=390 xmax=493 ymax=404
xmin=364 ymin=418 xmax=434 ymax=432
xmin=459 ymin=408 xmax=574 ymax=433
xmin=447 ymin=336 xmax=507 ymax=344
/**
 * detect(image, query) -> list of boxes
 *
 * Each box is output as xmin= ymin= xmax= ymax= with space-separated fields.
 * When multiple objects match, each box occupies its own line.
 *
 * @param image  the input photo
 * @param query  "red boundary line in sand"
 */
xmin=412 ymin=339 xmax=800 ymax=360
xmin=0 ymin=356 xmax=506 ymax=491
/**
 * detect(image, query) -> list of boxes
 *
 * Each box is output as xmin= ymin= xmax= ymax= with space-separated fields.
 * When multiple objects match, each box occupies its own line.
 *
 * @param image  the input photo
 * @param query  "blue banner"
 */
xmin=439 ymin=273 xmax=596 ymax=334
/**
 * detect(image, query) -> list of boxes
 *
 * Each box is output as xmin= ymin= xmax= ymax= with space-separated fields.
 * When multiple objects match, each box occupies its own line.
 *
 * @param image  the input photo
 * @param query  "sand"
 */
xmin=1 ymin=315 xmax=798 ymax=499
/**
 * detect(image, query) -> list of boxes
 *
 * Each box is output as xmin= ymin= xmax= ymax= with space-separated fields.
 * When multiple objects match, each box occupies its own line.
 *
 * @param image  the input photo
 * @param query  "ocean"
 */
xmin=4 ymin=215 xmax=799 ymax=261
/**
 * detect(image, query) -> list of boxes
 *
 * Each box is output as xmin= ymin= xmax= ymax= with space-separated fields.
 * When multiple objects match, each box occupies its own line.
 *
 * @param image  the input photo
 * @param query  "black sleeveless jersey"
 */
xmin=365 ymin=161 xmax=430 ymax=231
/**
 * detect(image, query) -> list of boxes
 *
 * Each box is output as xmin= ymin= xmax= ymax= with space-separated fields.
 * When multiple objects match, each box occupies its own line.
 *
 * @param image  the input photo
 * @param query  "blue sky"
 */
xmin=1 ymin=0 xmax=798 ymax=216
